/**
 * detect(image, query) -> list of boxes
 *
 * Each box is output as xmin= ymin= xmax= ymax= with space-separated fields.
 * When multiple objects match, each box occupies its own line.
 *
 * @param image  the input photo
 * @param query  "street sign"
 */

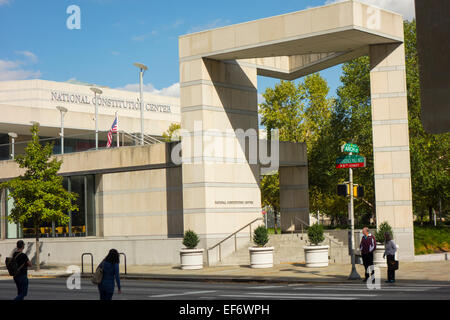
xmin=335 ymin=155 xmax=366 ymax=169
xmin=342 ymin=143 xmax=359 ymax=154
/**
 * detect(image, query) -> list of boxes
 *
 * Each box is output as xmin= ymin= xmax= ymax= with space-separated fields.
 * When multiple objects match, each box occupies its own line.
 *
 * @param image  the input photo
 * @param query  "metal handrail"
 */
xmin=121 ymin=131 xmax=163 ymax=146
xmin=0 ymin=130 xmax=162 ymax=150
xmin=81 ymin=253 xmax=94 ymax=274
xmin=206 ymin=217 xmax=263 ymax=266
xmin=0 ymin=131 xmax=115 ymax=148
xmin=293 ymin=216 xmax=341 ymax=245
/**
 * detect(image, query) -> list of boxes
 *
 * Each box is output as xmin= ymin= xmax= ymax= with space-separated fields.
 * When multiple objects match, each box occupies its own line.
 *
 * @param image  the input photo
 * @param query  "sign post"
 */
xmin=336 ymin=143 xmax=364 ymax=280
xmin=348 ymin=153 xmax=360 ymax=280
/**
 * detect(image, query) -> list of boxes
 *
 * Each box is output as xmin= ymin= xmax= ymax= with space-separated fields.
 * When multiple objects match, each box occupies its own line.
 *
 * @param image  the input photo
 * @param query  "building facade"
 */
xmin=0 ymin=1 xmax=416 ymax=266
xmin=0 ymin=79 xmax=180 ymax=158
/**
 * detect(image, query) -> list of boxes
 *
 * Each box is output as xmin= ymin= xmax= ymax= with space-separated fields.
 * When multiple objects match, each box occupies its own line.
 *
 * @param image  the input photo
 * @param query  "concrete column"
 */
xmin=179 ymin=58 xmax=262 ymax=255
xmin=279 ymin=166 xmax=310 ymax=232
xmin=369 ymin=42 xmax=414 ymax=261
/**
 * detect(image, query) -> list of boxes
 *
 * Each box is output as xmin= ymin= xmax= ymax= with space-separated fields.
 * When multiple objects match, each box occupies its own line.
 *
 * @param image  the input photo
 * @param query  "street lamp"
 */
xmin=56 ymin=106 xmax=68 ymax=154
xmin=8 ymin=132 xmax=17 ymax=160
xmin=90 ymin=87 xmax=103 ymax=150
xmin=133 ymin=62 xmax=148 ymax=145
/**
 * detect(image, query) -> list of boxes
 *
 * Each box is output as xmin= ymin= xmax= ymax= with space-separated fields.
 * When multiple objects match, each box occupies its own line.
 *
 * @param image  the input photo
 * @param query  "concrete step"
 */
xmin=215 ymin=232 xmax=349 ymax=266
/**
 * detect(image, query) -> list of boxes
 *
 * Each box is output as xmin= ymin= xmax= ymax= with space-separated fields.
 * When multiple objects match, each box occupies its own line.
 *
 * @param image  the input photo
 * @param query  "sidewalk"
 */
xmin=1 ymin=261 xmax=449 ymax=284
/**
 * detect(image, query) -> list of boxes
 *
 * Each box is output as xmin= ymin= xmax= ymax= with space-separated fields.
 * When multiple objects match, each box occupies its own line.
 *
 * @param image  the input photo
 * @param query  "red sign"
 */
xmin=336 ymin=162 xmax=365 ymax=169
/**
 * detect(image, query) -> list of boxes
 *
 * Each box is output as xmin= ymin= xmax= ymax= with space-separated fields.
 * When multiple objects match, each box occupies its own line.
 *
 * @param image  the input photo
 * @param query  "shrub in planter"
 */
xmin=249 ymin=225 xmax=273 ymax=268
xmin=304 ymin=223 xmax=328 ymax=267
xmin=374 ymin=222 xmax=393 ymax=244
xmin=373 ymin=222 xmax=394 ymax=267
xmin=183 ymin=230 xmax=200 ymax=249
xmin=307 ymin=223 xmax=325 ymax=245
xmin=180 ymin=230 xmax=203 ymax=270
xmin=253 ymin=225 xmax=269 ymax=247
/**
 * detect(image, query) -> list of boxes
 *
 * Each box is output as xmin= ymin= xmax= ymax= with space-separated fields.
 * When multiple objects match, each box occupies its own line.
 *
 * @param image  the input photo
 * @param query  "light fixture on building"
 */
xmin=8 ymin=132 xmax=17 ymax=160
xmin=56 ymin=106 xmax=68 ymax=155
xmin=133 ymin=62 xmax=148 ymax=145
xmin=90 ymin=87 xmax=103 ymax=150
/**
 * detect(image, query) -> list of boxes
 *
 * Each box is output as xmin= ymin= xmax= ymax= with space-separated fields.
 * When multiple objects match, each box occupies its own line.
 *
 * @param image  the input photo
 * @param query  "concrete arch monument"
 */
xmin=179 ymin=0 xmax=414 ymax=261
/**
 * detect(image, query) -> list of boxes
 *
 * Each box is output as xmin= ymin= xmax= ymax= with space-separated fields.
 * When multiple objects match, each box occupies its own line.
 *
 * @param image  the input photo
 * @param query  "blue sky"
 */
xmin=0 ymin=0 xmax=414 ymax=99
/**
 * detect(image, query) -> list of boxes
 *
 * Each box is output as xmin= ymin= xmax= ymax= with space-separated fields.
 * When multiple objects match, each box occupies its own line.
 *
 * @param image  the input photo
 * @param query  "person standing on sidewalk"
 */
xmin=383 ymin=232 xmax=397 ymax=283
xmin=359 ymin=227 xmax=376 ymax=282
xmin=11 ymin=240 xmax=32 ymax=300
xmin=97 ymin=249 xmax=122 ymax=300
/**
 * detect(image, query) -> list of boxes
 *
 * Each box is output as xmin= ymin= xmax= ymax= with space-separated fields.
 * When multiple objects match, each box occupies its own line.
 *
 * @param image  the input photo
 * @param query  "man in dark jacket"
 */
xmin=359 ymin=227 xmax=376 ymax=282
xmin=12 ymin=240 xmax=32 ymax=300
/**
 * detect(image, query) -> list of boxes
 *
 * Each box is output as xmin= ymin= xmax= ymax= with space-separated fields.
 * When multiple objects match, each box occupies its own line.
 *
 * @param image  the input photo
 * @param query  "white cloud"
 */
xmin=0 ymin=52 xmax=41 ymax=81
xmin=171 ymin=19 xmax=184 ymax=29
xmin=117 ymin=82 xmax=180 ymax=98
xmin=15 ymin=50 xmax=38 ymax=63
xmin=0 ymin=0 xmax=12 ymax=6
xmin=188 ymin=18 xmax=231 ymax=33
xmin=325 ymin=0 xmax=415 ymax=20
xmin=258 ymin=93 xmax=266 ymax=105
xmin=131 ymin=30 xmax=157 ymax=42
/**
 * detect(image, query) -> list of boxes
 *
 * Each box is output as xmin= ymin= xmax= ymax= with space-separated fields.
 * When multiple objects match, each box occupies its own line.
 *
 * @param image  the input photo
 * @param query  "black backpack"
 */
xmin=5 ymin=253 xmax=25 ymax=277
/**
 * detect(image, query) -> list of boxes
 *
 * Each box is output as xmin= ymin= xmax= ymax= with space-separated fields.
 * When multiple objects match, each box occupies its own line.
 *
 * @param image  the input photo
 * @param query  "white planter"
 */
xmin=249 ymin=246 xmax=274 ymax=268
xmin=304 ymin=245 xmax=329 ymax=267
xmin=374 ymin=244 xmax=387 ymax=267
xmin=374 ymin=244 xmax=399 ymax=267
xmin=180 ymin=248 xmax=204 ymax=270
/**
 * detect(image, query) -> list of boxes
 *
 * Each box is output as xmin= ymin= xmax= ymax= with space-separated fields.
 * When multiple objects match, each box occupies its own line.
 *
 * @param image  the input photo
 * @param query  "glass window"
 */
xmin=6 ymin=189 xmax=22 ymax=239
xmin=0 ymin=134 xmax=9 ymax=160
xmin=85 ymin=175 xmax=96 ymax=236
xmin=4 ymin=175 xmax=96 ymax=238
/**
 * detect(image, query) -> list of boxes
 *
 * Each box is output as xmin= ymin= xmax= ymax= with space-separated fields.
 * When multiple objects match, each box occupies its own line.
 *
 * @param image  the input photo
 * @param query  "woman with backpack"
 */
xmin=97 ymin=249 xmax=122 ymax=300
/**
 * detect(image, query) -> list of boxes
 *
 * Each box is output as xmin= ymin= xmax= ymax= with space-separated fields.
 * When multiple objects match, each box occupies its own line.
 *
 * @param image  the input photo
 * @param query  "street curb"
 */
xmin=0 ymin=272 xmax=354 ymax=285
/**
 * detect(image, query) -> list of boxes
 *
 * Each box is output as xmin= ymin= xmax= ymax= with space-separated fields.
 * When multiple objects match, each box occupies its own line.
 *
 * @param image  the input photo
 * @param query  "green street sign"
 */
xmin=335 ymin=155 xmax=366 ymax=169
xmin=342 ymin=143 xmax=359 ymax=154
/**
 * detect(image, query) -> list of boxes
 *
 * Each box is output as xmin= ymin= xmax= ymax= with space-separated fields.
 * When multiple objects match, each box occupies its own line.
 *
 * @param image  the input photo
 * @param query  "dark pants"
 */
xmin=362 ymin=252 xmax=374 ymax=280
xmin=13 ymin=274 xmax=28 ymax=300
xmin=387 ymin=255 xmax=396 ymax=281
xmin=98 ymin=286 xmax=114 ymax=300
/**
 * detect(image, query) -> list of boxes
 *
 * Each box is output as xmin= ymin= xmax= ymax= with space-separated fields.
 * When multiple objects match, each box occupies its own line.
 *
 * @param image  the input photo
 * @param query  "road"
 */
xmin=0 ymin=277 xmax=449 ymax=300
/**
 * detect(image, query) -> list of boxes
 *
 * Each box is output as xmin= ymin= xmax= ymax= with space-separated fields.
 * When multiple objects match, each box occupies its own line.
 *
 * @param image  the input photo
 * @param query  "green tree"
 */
xmin=162 ymin=123 xmax=181 ymax=142
xmin=310 ymin=20 xmax=449 ymax=227
xmin=259 ymin=75 xmax=333 ymax=148
xmin=1 ymin=125 xmax=78 ymax=270
xmin=403 ymin=20 xmax=450 ymax=223
xmin=260 ymin=173 xmax=280 ymax=233
xmin=259 ymin=80 xmax=305 ymax=142
xmin=259 ymin=75 xmax=334 ymax=229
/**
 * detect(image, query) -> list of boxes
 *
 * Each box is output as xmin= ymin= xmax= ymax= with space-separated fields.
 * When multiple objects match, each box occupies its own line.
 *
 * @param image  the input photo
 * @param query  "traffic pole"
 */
xmin=348 ymin=152 xmax=361 ymax=280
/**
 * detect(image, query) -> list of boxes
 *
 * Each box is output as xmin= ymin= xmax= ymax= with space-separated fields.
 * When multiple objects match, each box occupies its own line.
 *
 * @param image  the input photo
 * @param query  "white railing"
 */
xmin=206 ymin=217 xmax=263 ymax=266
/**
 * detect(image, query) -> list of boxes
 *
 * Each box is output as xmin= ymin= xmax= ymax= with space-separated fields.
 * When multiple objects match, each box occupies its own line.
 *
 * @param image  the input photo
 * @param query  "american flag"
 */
xmin=107 ymin=115 xmax=118 ymax=148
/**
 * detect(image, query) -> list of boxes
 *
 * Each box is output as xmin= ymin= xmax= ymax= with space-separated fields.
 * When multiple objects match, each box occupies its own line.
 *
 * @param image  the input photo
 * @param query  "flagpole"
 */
xmin=116 ymin=112 xmax=119 ymax=148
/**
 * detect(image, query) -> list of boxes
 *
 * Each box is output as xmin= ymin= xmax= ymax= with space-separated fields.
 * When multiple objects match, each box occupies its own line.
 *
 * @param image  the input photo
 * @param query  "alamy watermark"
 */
xmin=66 ymin=265 xmax=81 ymax=290
xmin=366 ymin=265 xmax=381 ymax=290
xmin=169 ymin=121 xmax=280 ymax=171
xmin=66 ymin=5 xmax=81 ymax=30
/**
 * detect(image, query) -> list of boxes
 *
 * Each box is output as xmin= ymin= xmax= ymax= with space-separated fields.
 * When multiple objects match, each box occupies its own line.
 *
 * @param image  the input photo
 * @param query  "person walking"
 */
xmin=383 ymin=232 xmax=397 ymax=283
xmin=11 ymin=240 xmax=32 ymax=300
xmin=97 ymin=249 xmax=122 ymax=300
xmin=359 ymin=227 xmax=376 ymax=283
